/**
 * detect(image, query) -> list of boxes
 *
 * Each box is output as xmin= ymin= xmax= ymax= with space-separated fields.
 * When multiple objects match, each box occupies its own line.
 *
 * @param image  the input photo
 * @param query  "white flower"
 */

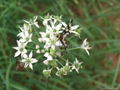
xmin=39 ymin=32 xmax=49 ymax=42
xmin=39 ymin=30 xmax=60 ymax=50
xmin=33 ymin=16 xmax=39 ymax=28
xmin=13 ymin=40 xmax=27 ymax=57
xmin=41 ymin=50 xmax=45 ymax=53
xmin=36 ymin=45 xmax=40 ymax=53
xmin=43 ymin=15 xmax=62 ymax=32
xmin=18 ymin=24 xmax=32 ymax=43
xmin=44 ymin=52 xmax=53 ymax=60
xmin=24 ymin=16 xmax=39 ymax=28
xmin=43 ymin=52 xmax=53 ymax=65
xmin=42 ymin=14 xmax=51 ymax=26
xmin=72 ymin=58 xmax=83 ymax=73
xmin=43 ymin=60 xmax=49 ymax=65
xmin=18 ymin=24 xmax=30 ymax=33
xmin=36 ymin=45 xmax=40 ymax=49
xmin=19 ymin=31 xmax=32 ymax=43
xmin=44 ymin=33 xmax=57 ymax=49
xmin=36 ymin=50 xmax=40 ymax=54
xmin=81 ymin=38 xmax=91 ymax=55
xmin=55 ymin=40 xmax=63 ymax=47
xmin=21 ymin=52 xmax=38 ymax=70
xmin=48 ymin=19 xmax=62 ymax=31
xmin=43 ymin=17 xmax=51 ymax=26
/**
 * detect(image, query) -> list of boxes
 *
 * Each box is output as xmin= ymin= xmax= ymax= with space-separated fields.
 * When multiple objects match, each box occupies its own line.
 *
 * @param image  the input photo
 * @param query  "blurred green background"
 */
xmin=0 ymin=0 xmax=120 ymax=90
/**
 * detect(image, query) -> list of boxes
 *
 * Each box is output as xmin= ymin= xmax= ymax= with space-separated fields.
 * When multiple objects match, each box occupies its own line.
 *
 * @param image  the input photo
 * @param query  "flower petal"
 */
xmin=71 ymin=25 xmax=79 ymax=30
xmin=56 ymin=24 xmax=62 ymax=30
xmin=31 ymin=59 xmax=38 ymax=63
xmin=14 ymin=51 xmax=20 ymax=57
xmin=13 ymin=47 xmax=19 ymax=50
xmin=23 ymin=54 xmax=27 ymax=58
xmin=29 ymin=52 xmax=33 ymax=58
xmin=29 ymin=64 xmax=33 ymax=70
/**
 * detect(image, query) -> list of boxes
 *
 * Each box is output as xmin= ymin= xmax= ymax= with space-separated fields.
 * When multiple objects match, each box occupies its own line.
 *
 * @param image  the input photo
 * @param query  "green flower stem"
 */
xmin=111 ymin=56 xmax=120 ymax=89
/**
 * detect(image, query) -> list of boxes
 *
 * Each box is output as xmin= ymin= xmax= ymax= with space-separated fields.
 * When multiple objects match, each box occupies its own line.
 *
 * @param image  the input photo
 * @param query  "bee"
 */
xmin=58 ymin=19 xmax=73 ymax=48
xmin=16 ymin=61 xmax=25 ymax=71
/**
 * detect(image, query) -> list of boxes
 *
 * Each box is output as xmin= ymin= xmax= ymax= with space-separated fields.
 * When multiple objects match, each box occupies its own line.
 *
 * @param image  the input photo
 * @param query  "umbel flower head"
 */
xmin=13 ymin=14 xmax=91 ymax=77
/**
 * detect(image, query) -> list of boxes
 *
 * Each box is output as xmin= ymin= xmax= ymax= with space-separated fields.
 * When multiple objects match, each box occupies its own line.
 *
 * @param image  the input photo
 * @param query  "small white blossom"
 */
xmin=43 ymin=16 xmax=62 ymax=33
xmin=42 ymin=14 xmax=52 ymax=26
xmin=43 ymin=60 xmax=49 ymax=65
xmin=21 ymin=52 xmax=38 ymax=70
xmin=41 ymin=50 xmax=45 ymax=53
xmin=55 ymin=40 xmax=63 ymax=47
xmin=44 ymin=34 xmax=57 ymax=49
xmin=43 ymin=52 xmax=53 ymax=65
xmin=36 ymin=45 xmax=40 ymax=49
xmin=81 ymin=38 xmax=91 ymax=55
xmin=36 ymin=45 xmax=40 ymax=53
xmin=44 ymin=52 xmax=52 ymax=59
xmin=13 ymin=40 xmax=27 ymax=57
xmin=39 ymin=30 xmax=61 ymax=50
xmin=72 ymin=58 xmax=83 ymax=73
xmin=19 ymin=31 xmax=32 ymax=43
xmin=24 ymin=16 xmax=39 ymax=28
xmin=36 ymin=50 xmax=40 ymax=54
xmin=38 ymin=32 xmax=49 ymax=42
xmin=18 ymin=24 xmax=30 ymax=33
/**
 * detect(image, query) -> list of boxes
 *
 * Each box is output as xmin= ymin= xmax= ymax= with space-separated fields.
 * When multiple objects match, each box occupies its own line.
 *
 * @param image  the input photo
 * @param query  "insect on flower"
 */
xmin=58 ymin=19 xmax=79 ymax=48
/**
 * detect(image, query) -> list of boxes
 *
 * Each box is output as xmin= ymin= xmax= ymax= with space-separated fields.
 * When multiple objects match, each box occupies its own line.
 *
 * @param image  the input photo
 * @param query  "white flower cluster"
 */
xmin=14 ymin=15 xmax=91 ymax=77
xmin=13 ymin=16 xmax=39 ymax=70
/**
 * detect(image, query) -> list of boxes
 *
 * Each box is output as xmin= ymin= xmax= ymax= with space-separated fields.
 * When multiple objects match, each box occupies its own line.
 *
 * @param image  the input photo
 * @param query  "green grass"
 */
xmin=0 ymin=0 xmax=120 ymax=90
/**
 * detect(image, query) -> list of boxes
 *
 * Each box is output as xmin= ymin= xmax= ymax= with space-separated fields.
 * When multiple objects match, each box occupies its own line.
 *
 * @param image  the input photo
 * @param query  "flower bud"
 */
xmin=56 ymin=68 xmax=64 ymax=77
xmin=43 ymin=69 xmax=51 ymax=78
xmin=50 ymin=48 xmax=56 ymax=56
xmin=63 ymin=65 xmax=70 ymax=74
xmin=49 ymin=59 xmax=57 ymax=67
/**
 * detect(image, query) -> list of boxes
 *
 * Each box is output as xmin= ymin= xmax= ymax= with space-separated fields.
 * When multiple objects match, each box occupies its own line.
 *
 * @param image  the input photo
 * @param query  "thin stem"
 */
xmin=6 ymin=62 xmax=13 ymax=90
xmin=56 ymin=54 xmax=73 ymax=65
xmin=58 ymin=47 xmax=82 ymax=52
xmin=66 ymin=47 xmax=82 ymax=51
xmin=111 ymin=56 xmax=120 ymax=89
xmin=45 ymin=77 xmax=49 ymax=90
